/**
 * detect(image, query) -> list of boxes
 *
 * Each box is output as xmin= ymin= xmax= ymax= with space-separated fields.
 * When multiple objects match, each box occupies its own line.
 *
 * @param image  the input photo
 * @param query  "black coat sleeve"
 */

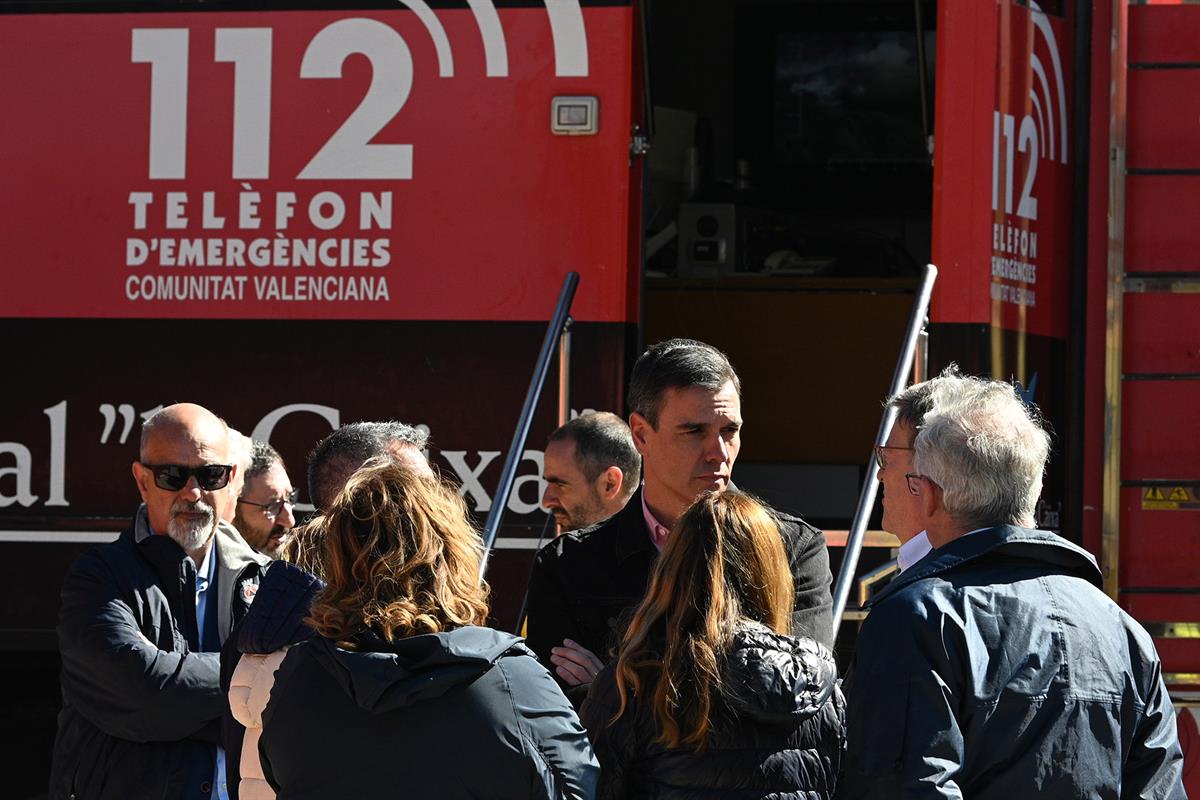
xmin=580 ymin=665 xmax=636 ymax=800
xmin=1122 ymin=659 xmax=1186 ymax=799
xmin=502 ymin=655 xmax=600 ymax=800
xmin=57 ymin=550 xmax=222 ymax=743
xmin=784 ymin=521 xmax=834 ymax=648
xmin=524 ymin=544 xmax=575 ymax=671
xmin=841 ymin=595 xmax=965 ymax=799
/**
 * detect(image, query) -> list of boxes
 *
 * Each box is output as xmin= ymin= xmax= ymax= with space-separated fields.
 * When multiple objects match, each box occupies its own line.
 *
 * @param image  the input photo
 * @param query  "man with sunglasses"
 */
xmin=842 ymin=374 xmax=1184 ymax=799
xmin=51 ymin=403 xmax=270 ymax=800
xmin=233 ymin=440 xmax=297 ymax=559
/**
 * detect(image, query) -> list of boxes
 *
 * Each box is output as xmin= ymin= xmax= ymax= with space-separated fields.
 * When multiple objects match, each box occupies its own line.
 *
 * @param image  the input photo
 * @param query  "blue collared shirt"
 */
xmin=194 ymin=543 xmax=229 ymax=800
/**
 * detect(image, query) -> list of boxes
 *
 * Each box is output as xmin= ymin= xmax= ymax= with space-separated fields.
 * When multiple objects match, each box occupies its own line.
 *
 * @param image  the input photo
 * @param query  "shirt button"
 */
xmin=200 ymin=780 xmax=212 ymax=794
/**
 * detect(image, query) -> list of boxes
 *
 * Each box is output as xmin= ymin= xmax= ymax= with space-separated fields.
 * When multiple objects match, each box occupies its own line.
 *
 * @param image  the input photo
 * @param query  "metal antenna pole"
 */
xmin=557 ymin=318 xmax=573 ymax=427
xmin=830 ymin=263 xmax=938 ymax=633
xmin=480 ymin=272 xmax=579 ymax=579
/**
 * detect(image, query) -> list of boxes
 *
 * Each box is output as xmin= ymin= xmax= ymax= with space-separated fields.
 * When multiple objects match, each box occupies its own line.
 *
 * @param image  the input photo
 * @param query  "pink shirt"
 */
xmin=641 ymin=492 xmax=672 ymax=551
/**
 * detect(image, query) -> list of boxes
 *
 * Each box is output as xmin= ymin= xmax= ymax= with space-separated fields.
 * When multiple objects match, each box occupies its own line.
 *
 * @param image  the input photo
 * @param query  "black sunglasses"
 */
xmin=141 ymin=463 xmax=233 ymax=492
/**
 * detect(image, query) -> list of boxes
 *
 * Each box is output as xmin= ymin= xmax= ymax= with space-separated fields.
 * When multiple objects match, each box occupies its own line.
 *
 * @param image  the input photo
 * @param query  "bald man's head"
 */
xmin=133 ymin=403 xmax=233 ymax=560
xmin=139 ymin=403 xmax=228 ymax=461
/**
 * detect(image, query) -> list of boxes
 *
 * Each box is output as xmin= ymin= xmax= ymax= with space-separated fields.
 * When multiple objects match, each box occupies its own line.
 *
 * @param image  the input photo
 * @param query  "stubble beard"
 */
xmin=258 ymin=524 xmax=289 ymax=559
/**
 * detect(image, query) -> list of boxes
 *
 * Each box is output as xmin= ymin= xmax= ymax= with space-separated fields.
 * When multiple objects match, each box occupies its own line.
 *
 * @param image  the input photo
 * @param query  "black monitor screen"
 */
xmin=734 ymin=2 xmax=936 ymax=211
xmin=773 ymin=30 xmax=935 ymax=166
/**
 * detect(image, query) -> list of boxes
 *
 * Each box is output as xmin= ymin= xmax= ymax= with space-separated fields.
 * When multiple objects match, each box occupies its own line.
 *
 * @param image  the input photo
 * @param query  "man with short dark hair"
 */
xmin=842 ymin=373 xmax=1185 ymax=798
xmin=51 ymin=403 xmax=270 ymax=800
xmin=526 ymin=338 xmax=832 ymax=692
xmin=306 ymin=421 xmax=432 ymax=511
xmin=542 ymin=411 xmax=640 ymax=532
xmin=233 ymin=440 xmax=297 ymax=559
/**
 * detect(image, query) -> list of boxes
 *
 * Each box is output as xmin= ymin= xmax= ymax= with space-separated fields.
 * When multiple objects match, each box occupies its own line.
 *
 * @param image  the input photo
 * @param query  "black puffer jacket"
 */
xmin=580 ymin=624 xmax=844 ymax=800
xmin=259 ymin=626 xmax=598 ymax=799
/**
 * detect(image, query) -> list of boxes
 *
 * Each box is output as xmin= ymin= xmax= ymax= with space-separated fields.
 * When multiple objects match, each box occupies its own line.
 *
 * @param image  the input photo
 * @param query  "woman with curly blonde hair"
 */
xmin=258 ymin=460 xmax=598 ymax=799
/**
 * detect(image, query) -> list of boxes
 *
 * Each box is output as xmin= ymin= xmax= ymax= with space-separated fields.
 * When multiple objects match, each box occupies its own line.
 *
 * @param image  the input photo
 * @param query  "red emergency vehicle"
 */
xmin=0 ymin=0 xmax=1195 ymax=794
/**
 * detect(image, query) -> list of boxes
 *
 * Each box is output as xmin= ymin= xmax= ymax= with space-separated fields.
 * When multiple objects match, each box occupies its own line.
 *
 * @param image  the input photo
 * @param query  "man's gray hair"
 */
xmin=913 ymin=374 xmax=1051 ymax=530
xmin=245 ymin=440 xmax=284 ymax=487
xmin=228 ymin=429 xmax=253 ymax=474
xmin=627 ymin=338 xmax=740 ymax=427
xmin=307 ymin=421 xmax=429 ymax=510
xmin=887 ymin=364 xmax=961 ymax=431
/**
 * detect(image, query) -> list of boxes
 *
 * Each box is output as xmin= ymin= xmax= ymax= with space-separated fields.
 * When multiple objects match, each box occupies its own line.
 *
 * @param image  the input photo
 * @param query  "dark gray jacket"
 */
xmin=526 ymin=488 xmax=833 ymax=697
xmin=580 ymin=624 xmax=845 ymax=800
xmin=50 ymin=507 xmax=268 ymax=800
xmin=841 ymin=525 xmax=1185 ymax=799
xmin=259 ymin=626 xmax=599 ymax=799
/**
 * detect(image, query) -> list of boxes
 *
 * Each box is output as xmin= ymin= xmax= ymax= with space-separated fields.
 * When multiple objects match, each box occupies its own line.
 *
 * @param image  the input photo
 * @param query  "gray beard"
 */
xmin=168 ymin=499 xmax=217 ymax=555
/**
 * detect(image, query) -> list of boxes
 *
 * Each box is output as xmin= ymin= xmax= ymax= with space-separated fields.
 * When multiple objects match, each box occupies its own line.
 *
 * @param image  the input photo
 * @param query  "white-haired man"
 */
xmin=842 ymin=374 xmax=1184 ymax=798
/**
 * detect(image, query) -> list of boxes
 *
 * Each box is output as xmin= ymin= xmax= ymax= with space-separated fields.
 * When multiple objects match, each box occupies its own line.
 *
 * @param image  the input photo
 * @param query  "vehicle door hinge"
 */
xmin=630 ymin=126 xmax=651 ymax=161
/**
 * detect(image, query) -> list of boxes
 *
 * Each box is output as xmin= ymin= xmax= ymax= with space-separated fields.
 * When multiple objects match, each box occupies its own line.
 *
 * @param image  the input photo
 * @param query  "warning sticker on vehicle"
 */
xmin=1142 ymin=486 xmax=1200 ymax=510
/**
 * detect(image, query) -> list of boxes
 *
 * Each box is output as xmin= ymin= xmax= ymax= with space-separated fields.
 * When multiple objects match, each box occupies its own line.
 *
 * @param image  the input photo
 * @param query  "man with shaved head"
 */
xmin=51 ymin=403 xmax=270 ymax=800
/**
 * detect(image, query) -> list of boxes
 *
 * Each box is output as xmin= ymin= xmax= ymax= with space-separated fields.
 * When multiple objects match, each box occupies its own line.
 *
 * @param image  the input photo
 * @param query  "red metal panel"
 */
xmin=0 ymin=10 xmax=636 ymax=323
xmin=1121 ymin=380 xmax=1200 ymax=478
xmin=1155 ymin=639 xmax=1200 ymax=678
xmin=1130 ymin=5 xmax=1200 ymax=64
xmin=1124 ymin=294 xmax=1200 ymax=374
xmin=1122 ymin=593 xmax=1200 ymax=621
xmin=1128 ymin=69 xmax=1200 ymax=170
xmin=930 ymin=1 xmax=997 ymax=327
xmin=1117 ymin=595 xmax=1200 ymax=676
xmin=1119 ymin=487 xmax=1200 ymax=587
xmin=1125 ymin=175 xmax=1200 ymax=270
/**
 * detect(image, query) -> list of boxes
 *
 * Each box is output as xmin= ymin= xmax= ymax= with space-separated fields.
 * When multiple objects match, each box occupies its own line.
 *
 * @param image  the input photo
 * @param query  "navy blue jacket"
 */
xmin=841 ymin=525 xmax=1185 ymax=799
xmin=50 ymin=509 xmax=268 ymax=800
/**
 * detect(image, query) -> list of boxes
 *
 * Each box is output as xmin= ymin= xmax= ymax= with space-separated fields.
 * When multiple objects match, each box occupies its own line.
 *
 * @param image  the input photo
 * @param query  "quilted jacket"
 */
xmin=580 ymin=623 xmax=844 ymax=800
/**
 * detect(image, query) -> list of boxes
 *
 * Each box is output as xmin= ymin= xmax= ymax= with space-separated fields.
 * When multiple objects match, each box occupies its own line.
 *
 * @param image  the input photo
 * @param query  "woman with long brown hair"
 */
xmin=258 ymin=460 xmax=598 ymax=799
xmin=580 ymin=490 xmax=844 ymax=799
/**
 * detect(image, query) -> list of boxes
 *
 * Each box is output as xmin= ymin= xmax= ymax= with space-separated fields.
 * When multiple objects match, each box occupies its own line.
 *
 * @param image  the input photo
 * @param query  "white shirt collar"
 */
xmin=897 ymin=530 xmax=932 ymax=572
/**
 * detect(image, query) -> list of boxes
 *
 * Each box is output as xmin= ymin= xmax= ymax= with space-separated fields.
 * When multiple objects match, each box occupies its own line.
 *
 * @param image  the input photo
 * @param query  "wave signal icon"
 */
xmin=1027 ymin=0 xmax=1067 ymax=166
xmin=394 ymin=0 xmax=589 ymax=78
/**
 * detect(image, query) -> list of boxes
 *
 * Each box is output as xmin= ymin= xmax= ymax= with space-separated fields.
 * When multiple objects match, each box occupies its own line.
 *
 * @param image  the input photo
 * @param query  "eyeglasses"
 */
xmin=141 ymin=463 xmax=233 ymax=492
xmin=904 ymin=473 xmax=939 ymax=496
xmin=874 ymin=444 xmax=914 ymax=470
xmin=237 ymin=489 xmax=299 ymax=519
